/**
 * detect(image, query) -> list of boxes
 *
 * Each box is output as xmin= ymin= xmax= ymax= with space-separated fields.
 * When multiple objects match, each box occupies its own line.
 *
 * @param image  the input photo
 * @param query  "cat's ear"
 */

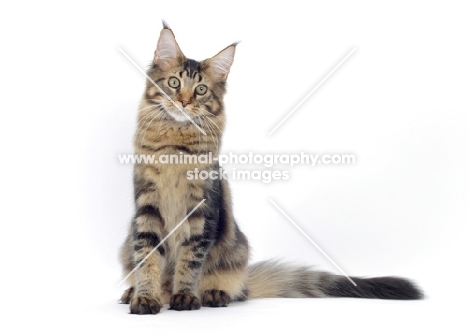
xmin=153 ymin=26 xmax=184 ymax=69
xmin=204 ymin=43 xmax=237 ymax=81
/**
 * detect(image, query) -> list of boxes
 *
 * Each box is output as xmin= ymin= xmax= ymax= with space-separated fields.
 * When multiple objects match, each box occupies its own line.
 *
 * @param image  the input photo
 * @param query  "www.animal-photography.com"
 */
xmin=1 ymin=1 xmax=467 ymax=333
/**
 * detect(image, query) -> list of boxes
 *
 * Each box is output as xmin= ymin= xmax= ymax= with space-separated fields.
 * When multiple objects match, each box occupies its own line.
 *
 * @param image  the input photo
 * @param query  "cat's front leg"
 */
xmin=170 ymin=206 xmax=209 ymax=311
xmin=130 ymin=204 xmax=166 ymax=315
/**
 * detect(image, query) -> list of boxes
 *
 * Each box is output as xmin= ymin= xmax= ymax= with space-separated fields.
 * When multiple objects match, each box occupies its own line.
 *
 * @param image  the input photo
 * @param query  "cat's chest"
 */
xmin=153 ymin=166 xmax=192 ymax=221
xmin=152 ymin=165 xmax=207 ymax=261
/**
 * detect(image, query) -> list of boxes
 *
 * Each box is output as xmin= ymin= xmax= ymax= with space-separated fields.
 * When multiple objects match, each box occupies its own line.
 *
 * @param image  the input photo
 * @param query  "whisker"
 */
xmin=197 ymin=118 xmax=201 ymax=154
xmin=204 ymin=115 xmax=222 ymax=133
xmin=157 ymin=108 xmax=166 ymax=136
xmin=138 ymin=104 xmax=159 ymax=112
xmin=135 ymin=107 xmax=163 ymax=134
xmin=199 ymin=108 xmax=218 ymax=117
xmin=136 ymin=106 xmax=159 ymax=124
xmin=202 ymin=115 xmax=219 ymax=153
xmin=198 ymin=117 xmax=210 ymax=154
xmin=139 ymin=109 xmax=164 ymax=148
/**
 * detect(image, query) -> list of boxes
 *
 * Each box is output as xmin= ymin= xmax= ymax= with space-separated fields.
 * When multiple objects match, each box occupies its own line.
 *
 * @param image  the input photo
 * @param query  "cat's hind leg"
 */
xmin=200 ymin=267 xmax=248 ymax=307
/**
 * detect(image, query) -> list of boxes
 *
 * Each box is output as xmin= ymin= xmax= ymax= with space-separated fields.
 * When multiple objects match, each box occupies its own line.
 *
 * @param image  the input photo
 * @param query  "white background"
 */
xmin=1 ymin=1 xmax=467 ymax=333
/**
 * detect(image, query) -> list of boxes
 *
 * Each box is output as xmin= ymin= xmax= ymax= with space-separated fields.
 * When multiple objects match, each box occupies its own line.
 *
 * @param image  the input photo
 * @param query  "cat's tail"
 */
xmin=246 ymin=260 xmax=423 ymax=300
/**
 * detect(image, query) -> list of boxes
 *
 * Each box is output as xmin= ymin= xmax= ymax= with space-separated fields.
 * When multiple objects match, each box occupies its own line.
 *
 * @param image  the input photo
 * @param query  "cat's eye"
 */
xmin=195 ymin=85 xmax=207 ymax=95
xmin=168 ymin=77 xmax=180 ymax=88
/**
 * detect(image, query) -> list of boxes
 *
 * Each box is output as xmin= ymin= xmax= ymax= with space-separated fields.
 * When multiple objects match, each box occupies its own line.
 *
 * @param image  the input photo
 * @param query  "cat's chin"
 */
xmin=166 ymin=109 xmax=193 ymax=123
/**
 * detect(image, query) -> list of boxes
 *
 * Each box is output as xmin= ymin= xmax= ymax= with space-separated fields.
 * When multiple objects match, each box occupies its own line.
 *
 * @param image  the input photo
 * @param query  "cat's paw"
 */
xmin=169 ymin=292 xmax=201 ymax=311
xmin=130 ymin=295 xmax=162 ymax=315
xmin=120 ymin=287 xmax=134 ymax=304
xmin=202 ymin=289 xmax=230 ymax=307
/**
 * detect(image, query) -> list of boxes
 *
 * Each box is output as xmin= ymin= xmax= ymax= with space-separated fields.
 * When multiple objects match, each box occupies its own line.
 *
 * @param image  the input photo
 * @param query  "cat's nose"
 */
xmin=179 ymin=99 xmax=191 ymax=107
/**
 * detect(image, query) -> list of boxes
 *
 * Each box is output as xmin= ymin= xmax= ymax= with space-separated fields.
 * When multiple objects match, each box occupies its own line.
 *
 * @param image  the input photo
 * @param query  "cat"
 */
xmin=119 ymin=22 xmax=423 ymax=315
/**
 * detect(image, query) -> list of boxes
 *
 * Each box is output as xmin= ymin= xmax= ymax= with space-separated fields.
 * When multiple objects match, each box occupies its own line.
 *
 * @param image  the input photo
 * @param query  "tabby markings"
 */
xmin=117 ymin=199 xmax=206 ymax=287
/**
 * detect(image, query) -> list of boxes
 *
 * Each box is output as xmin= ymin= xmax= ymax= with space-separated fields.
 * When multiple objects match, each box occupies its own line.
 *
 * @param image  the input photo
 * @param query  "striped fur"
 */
xmin=119 ymin=24 xmax=423 ymax=315
xmin=247 ymin=261 xmax=423 ymax=300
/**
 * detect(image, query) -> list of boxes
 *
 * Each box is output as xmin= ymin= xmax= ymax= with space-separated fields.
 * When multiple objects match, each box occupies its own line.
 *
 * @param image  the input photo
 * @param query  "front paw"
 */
xmin=120 ymin=287 xmax=134 ymax=304
xmin=169 ymin=292 xmax=201 ymax=311
xmin=130 ymin=295 xmax=162 ymax=315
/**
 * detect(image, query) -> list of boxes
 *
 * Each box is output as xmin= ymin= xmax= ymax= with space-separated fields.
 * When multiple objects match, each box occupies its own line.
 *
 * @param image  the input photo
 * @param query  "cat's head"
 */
xmin=145 ymin=23 xmax=236 ymax=123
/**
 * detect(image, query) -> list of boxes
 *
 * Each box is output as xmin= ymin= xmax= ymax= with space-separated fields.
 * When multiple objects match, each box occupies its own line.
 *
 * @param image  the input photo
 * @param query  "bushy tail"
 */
xmin=247 ymin=261 xmax=423 ymax=300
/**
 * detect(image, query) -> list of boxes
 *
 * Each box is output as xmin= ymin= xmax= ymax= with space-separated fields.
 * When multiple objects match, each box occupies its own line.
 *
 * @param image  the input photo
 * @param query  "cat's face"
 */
xmin=145 ymin=28 xmax=236 ymax=123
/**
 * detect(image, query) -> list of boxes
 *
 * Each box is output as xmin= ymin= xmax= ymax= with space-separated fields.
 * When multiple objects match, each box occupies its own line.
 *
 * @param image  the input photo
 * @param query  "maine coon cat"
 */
xmin=119 ymin=22 xmax=423 ymax=315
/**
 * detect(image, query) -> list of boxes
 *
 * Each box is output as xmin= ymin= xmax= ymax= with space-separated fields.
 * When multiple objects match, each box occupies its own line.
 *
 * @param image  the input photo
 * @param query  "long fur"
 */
xmin=247 ymin=261 xmax=423 ymax=300
xmin=118 ymin=24 xmax=423 ymax=315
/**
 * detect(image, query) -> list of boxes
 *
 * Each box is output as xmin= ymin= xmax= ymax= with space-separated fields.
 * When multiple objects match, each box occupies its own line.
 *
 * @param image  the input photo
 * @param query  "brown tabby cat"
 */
xmin=119 ymin=22 xmax=423 ymax=315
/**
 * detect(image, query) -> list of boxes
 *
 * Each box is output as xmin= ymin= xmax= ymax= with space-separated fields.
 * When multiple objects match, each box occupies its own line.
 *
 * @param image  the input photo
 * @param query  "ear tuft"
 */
xmin=206 ymin=44 xmax=237 ymax=81
xmin=162 ymin=20 xmax=170 ymax=29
